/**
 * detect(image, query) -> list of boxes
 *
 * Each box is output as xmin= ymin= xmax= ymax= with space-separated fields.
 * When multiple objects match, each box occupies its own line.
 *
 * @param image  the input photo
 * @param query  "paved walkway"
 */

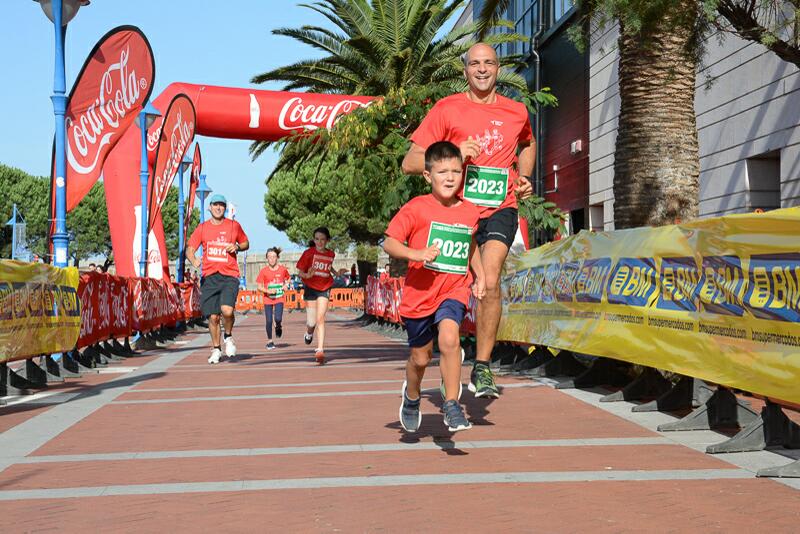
xmin=0 ymin=311 xmax=799 ymax=532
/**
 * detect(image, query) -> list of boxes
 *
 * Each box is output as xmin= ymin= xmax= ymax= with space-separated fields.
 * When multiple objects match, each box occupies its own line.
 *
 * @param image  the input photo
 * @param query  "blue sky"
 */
xmin=0 ymin=1 xmax=350 ymax=252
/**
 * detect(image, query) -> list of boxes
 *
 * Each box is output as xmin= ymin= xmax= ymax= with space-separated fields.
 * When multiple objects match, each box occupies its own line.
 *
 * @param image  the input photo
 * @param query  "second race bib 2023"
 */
xmin=425 ymin=222 xmax=472 ymax=275
xmin=463 ymin=165 xmax=508 ymax=207
xmin=268 ymin=283 xmax=284 ymax=298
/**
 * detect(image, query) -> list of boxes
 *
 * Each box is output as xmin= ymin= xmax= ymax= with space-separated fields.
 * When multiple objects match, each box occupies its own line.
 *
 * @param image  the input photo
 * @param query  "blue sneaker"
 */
xmin=442 ymin=399 xmax=472 ymax=432
xmin=399 ymin=381 xmax=421 ymax=432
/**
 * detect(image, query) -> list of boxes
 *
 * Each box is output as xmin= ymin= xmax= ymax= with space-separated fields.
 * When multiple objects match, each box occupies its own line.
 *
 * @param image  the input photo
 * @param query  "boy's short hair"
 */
xmin=424 ymin=141 xmax=462 ymax=172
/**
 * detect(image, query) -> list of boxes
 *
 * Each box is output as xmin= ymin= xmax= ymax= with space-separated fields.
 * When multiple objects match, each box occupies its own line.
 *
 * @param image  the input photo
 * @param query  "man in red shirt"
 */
xmin=402 ymin=42 xmax=535 ymax=399
xmin=186 ymin=194 xmax=250 ymax=364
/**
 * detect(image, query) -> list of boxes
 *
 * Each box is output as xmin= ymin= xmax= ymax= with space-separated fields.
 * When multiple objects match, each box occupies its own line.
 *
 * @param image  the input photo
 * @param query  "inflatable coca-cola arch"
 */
xmin=104 ymin=83 xmax=374 ymax=278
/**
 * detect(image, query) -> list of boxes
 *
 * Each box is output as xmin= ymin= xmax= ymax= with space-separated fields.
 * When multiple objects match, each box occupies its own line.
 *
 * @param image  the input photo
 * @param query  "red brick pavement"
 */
xmin=0 ymin=312 xmax=798 ymax=532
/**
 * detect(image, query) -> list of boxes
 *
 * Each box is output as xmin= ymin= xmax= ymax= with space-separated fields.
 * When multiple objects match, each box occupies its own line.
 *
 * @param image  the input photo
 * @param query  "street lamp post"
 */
xmin=196 ymin=174 xmax=211 ymax=224
xmin=35 ymin=0 xmax=90 ymax=267
xmin=138 ymin=102 xmax=161 ymax=278
xmin=176 ymin=154 xmax=193 ymax=283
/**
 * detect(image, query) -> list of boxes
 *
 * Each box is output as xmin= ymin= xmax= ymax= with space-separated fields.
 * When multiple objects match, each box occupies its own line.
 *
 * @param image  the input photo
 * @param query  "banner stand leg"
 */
xmin=123 ymin=337 xmax=139 ymax=355
xmin=109 ymin=340 xmax=129 ymax=357
xmin=657 ymin=386 xmax=759 ymax=432
xmin=134 ymin=332 xmax=158 ymax=351
xmin=100 ymin=341 xmax=126 ymax=362
xmin=43 ymin=354 xmax=81 ymax=379
xmin=23 ymin=358 xmax=62 ymax=384
xmin=706 ymin=400 xmax=800 ymax=454
xmin=600 ymin=367 xmax=672 ymax=402
xmin=0 ymin=362 xmax=41 ymax=396
xmin=83 ymin=345 xmax=108 ymax=367
xmin=63 ymin=350 xmax=96 ymax=375
xmin=491 ymin=343 xmax=521 ymax=372
xmin=631 ymin=376 xmax=713 ymax=413
xmin=555 ymin=357 xmax=630 ymax=390
xmin=511 ymin=346 xmax=550 ymax=373
xmin=758 ymin=458 xmax=800 ymax=478
xmin=520 ymin=350 xmax=587 ymax=378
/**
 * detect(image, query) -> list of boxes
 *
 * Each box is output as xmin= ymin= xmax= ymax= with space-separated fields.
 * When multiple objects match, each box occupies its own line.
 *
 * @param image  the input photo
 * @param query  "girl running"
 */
xmin=296 ymin=227 xmax=336 ymax=364
xmin=256 ymin=247 xmax=291 ymax=350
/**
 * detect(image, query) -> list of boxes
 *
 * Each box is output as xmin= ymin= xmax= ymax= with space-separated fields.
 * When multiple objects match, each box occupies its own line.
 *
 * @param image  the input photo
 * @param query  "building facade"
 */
xmin=462 ymin=1 xmax=800 ymax=232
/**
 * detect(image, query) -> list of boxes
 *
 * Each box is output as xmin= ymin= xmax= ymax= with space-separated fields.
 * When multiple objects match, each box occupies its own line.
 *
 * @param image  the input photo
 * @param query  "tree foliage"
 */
xmin=0 ymin=163 xmax=197 ymax=265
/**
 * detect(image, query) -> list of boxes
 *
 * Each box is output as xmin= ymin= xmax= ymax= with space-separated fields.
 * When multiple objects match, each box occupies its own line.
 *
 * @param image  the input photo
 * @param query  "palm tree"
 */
xmin=477 ymin=0 xmax=702 ymax=228
xmin=249 ymin=0 xmax=529 ymax=160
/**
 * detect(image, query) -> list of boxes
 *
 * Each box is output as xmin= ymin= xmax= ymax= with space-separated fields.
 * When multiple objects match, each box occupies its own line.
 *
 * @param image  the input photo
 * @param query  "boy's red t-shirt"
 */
xmin=410 ymin=93 xmax=533 ymax=216
xmin=385 ymin=194 xmax=480 ymax=318
xmin=296 ymin=247 xmax=336 ymax=291
xmin=256 ymin=265 xmax=291 ymax=305
xmin=187 ymin=219 xmax=248 ymax=278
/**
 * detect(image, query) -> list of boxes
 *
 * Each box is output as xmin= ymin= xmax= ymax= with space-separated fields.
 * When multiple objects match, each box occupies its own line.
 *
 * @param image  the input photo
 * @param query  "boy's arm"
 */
xmin=383 ymin=236 xmax=440 ymax=263
xmin=469 ymin=238 xmax=486 ymax=299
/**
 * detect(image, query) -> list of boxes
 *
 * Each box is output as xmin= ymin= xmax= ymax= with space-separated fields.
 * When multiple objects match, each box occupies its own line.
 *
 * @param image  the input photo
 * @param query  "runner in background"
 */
xmin=256 ymin=247 xmax=291 ymax=351
xmin=186 ymin=194 xmax=250 ymax=364
xmin=401 ymin=42 xmax=535 ymax=399
xmin=296 ymin=227 xmax=336 ymax=364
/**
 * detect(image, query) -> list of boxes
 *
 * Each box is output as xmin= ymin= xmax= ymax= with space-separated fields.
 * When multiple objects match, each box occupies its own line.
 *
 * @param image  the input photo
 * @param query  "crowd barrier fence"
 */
xmin=235 ymin=288 xmax=365 ymax=312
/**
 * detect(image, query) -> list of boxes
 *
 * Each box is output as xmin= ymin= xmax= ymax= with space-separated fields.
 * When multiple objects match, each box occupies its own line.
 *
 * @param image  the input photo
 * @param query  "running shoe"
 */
xmin=399 ymin=380 xmax=421 ymax=432
xmin=440 ymin=347 xmax=466 ymax=401
xmin=266 ymin=341 xmax=275 ymax=351
xmin=468 ymin=363 xmax=500 ymax=398
xmin=304 ymin=332 xmax=313 ymax=345
xmin=442 ymin=399 xmax=472 ymax=432
xmin=223 ymin=336 xmax=237 ymax=358
xmin=208 ymin=348 xmax=222 ymax=364
xmin=315 ymin=348 xmax=325 ymax=365
xmin=275 ymin=324 xmax=283 ymax=338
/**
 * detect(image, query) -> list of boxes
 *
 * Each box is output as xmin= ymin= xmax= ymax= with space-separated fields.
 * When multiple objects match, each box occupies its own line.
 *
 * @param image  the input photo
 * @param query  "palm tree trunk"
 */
xmin=613 ymin=3 xmax=700 ymax=229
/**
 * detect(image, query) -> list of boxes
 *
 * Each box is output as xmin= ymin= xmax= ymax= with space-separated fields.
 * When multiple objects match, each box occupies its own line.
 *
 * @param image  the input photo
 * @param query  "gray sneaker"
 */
xmin=442 ymin=399 xmax=472 ymax=432
xmin=399 ymin=381 xmax=421 ymax=432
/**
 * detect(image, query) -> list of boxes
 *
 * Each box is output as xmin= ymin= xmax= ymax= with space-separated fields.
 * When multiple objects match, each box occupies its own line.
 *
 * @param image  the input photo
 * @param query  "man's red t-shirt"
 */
xmin=256 ymin=265 xmax=291 ymax=305
xmin=410 ymin=93 xmax=533 ymax=216
xmin=385 ymin=194 xmax=480 ymax=319
xmin=188 ymin=219 xmax=248 ymax=278
xmin=296 ymin=247 xmax=336 ymax=291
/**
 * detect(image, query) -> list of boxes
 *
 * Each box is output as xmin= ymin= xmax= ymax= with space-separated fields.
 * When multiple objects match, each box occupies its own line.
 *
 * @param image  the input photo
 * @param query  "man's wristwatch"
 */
xmin=235 ymin=243 xmax=241 ymax=252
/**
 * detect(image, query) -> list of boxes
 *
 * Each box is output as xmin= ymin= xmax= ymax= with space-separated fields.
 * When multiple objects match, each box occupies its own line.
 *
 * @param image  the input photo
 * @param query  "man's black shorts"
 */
xmin=475 ymin=207 xmax=518 ymax=248
xmin=200 ymin=273 xmax=240 ymax=317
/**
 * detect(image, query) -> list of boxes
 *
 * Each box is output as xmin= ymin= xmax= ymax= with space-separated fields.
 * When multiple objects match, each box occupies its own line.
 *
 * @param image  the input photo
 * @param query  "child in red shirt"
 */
xmin=256 ymin=247 xmax=291 ymax=351
xmin=296 ymin=227 xmax=336 ymax=364
xmin=384 ymin=141 xmax=485 ymax=433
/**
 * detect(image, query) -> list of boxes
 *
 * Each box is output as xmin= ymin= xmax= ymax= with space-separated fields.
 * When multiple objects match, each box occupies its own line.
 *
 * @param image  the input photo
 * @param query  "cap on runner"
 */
xmin=208 ymin=193 xmax=227 ymax=205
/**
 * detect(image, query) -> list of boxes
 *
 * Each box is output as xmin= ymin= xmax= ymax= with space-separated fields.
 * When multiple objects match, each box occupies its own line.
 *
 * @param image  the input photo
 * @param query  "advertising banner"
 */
xmin=498 ymin=207 xmax=800 ymax=404
xmin=184 ymin=144 xmax=201 ymax=242
xmin=0 ymin=261 xmax=80 ymax=362
xmin=77 ymin=272 xmax=132 ymax=349
xmin=50 ymin=26 xmax=154 ymax=214
xmin=149 ymin=94 xmax=196 ymax=230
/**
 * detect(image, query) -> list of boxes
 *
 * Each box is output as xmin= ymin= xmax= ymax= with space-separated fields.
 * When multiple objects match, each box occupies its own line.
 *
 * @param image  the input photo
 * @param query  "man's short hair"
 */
xmin=424 ymin=141 xmax=462 ymax=172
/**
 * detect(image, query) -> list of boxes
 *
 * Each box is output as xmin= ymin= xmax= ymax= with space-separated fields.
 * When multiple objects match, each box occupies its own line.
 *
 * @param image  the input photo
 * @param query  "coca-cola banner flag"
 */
xmin=184 ymin=143 xmax=201 ymax=242
xmin=77 ymin=272 xmax=133 ymax=349
xmin=149 ymin=94 xmax=196 ymax=230
xmin=52 ymin=26 xmax=155 ymax=214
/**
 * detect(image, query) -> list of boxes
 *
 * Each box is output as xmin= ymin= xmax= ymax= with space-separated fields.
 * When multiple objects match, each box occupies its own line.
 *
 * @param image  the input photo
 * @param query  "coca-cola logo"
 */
xmin=153 ymin=106 xmax=195 ymax=210
xmin=277 ymin=97 xmax=371 ymax=131
xmin=147 ymin=122 xmax=163 ymax=152
xmin=66 ymin=46 xmax=148 ymax=175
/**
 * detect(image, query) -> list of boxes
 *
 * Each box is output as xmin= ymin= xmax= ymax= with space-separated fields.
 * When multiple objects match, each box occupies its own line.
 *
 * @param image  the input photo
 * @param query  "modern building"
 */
xmin=460 ymin=1 xmax=800 ymax=232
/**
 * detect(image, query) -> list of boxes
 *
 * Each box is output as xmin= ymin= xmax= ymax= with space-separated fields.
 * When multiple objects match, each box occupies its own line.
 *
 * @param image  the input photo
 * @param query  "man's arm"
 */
xmin=516 ymin=140 xmax=536 ymax=200
xmin=401 ymin=143 xmax=426 ymax=175
xmin=185 ymin=245 xmax=201 ymax=269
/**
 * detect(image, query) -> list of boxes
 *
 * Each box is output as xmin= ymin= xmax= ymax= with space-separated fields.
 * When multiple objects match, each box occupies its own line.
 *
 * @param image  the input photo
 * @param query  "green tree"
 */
xmin=0 ymin=164 xmax=50 ymax=259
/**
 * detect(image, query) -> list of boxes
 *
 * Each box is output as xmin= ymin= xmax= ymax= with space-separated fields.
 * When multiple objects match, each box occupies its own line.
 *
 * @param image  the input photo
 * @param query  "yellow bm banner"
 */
xmin=498 ymin=207 xmax=800 ymax=404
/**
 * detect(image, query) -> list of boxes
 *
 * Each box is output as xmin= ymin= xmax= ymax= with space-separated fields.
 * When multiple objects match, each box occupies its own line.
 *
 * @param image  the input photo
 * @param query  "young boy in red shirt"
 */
xmin=384 ymin=141 xmax=485 ymax=432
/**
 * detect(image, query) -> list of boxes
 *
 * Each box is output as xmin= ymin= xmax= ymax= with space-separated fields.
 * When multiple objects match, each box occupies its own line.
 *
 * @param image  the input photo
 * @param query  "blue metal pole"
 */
xmin=177 ymin=165 xmax=186 ymax=283
xmin=11 ymin=204 xmax=17 ymax=261
xmin=51 ymin=0 xmax=70 ymax=268
xmin=139 ymin=109 xmax=149 ymax=278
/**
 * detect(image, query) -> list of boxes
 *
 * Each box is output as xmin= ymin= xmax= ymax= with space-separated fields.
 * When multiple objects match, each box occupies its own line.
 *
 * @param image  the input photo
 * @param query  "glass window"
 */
xmin=553 ymin=0 xmax=575 ymax=24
